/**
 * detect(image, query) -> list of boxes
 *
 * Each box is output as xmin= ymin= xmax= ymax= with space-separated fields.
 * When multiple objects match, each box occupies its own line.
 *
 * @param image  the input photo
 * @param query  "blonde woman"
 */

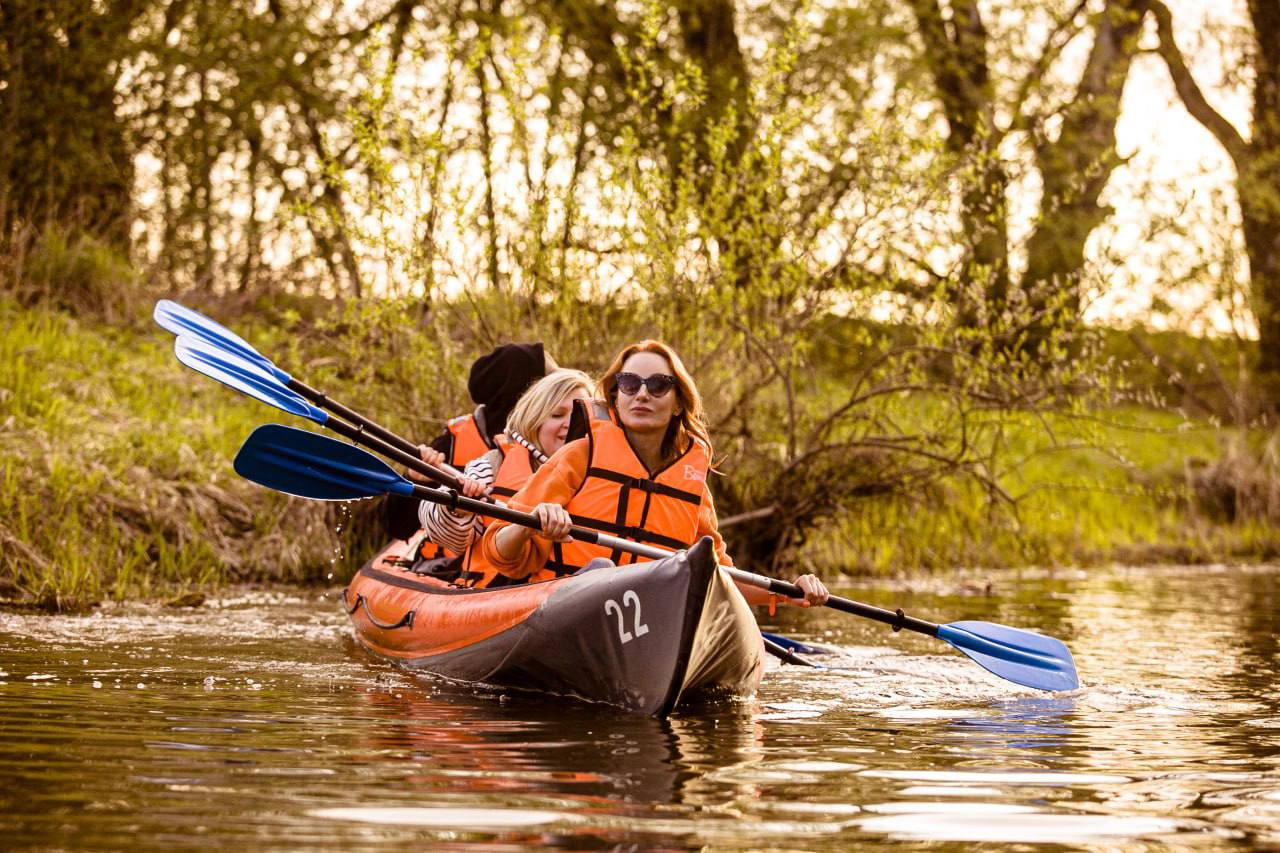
xmin=478 ymin=340 xmax=829 ymax=603
xmin=415 ymin=368 xmax=593 ymax=586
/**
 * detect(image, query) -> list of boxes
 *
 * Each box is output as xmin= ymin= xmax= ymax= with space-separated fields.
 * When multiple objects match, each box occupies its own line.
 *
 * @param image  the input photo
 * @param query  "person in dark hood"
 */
xmin=462 ymin=342 xmax=557 ymax=447
xmin=381 ymin=342 xmax=557 ymax=540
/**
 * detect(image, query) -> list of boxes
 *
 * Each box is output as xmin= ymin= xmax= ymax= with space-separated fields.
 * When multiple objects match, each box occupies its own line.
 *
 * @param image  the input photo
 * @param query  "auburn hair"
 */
xmin=597 ymin=340 xmax=713 ymax=468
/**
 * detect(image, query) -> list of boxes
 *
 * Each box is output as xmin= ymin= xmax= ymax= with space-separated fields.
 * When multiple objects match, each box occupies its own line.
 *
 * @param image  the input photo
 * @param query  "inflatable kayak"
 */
xmin=342 ymin=536 xmax=764 ymax=716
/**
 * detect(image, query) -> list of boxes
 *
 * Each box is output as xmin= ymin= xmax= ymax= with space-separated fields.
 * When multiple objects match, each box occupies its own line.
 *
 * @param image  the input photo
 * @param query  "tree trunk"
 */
xmin=1021 ymin=0 xmax=1147 ymax=346
xmin=675 ymin=0 xmax=754 ymax=168
xmin=1153 ymin=0 xmax=1280 ymax=409
xmin=1243 ymin=0 xmax=1280 ymax=406
xmin=0 ymin=0 xmax=135 ymax=250
xmin=909 ymin=0 xmax=1009 ymax=326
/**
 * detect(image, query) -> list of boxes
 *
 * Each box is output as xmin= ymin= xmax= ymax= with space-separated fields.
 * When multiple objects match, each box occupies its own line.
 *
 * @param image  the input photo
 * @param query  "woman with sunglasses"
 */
xmin=476 ymin=341 xmax=830 ymax=605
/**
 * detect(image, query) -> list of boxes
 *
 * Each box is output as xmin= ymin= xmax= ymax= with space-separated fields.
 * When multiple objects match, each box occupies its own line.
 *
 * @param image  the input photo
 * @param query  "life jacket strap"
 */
xmin=583 ymin=467 xmax=703 ymax=504
xmin=566 ymin=513 xmax=688 ymax=551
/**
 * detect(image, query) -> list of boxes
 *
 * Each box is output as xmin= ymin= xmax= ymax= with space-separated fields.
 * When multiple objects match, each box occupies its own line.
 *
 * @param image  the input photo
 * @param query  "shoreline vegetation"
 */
xmin=6 ymin=1 xmax=1280 ymax=613
xmin=3 ymin=290 xmax=1278 ymax=613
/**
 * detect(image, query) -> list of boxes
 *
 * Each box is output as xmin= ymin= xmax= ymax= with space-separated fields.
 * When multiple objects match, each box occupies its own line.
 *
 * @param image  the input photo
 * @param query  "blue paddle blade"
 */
xmin=154 ymin=300 xmax=290 ymax=383
xmin=937 ymin=621 xmax=1079 ymax=692
xmin=760 ymin=631 xmax=830 ymax=656
xmin=175 ymin=336 xmax=327 ymax=424
xmin=234 ymin=424 xmax=416 ymax=501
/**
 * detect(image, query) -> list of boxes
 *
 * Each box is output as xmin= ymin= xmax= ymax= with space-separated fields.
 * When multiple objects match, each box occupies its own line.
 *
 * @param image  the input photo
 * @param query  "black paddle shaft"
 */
xmin=405 ymin=479 xmax=935 ymax=637
xmin=286 ymin=377 xmax=423 ymax=458
xmin=740 ymin=570 xmax=941 ymax=637
xmin=824 ymin=597 xmax=939 ymax=637
xmin=320 ymin=417 xmax=477 ymax=497
xmin=407 ymin=482 xmax=610 ymax=544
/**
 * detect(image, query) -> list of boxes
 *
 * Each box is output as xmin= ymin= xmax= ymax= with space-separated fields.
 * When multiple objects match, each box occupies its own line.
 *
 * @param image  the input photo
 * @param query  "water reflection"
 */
xmin=348 ymin=682 xmax=765 ymax=809
xmin=1 ymin=567 xmax=1278 ymax=849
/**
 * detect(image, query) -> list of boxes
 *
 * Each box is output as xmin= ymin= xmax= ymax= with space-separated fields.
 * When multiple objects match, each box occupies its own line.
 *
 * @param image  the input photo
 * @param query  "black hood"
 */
xmin=467 ymin=342 xmax=550 ymax=437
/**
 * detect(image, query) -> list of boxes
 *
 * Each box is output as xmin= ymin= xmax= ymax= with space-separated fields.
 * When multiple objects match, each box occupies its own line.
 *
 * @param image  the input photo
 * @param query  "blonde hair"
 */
xmin=504 ymin=368 xmax=594 ymax=456
xmin=598 ymin=340 xmax=713 ymax=466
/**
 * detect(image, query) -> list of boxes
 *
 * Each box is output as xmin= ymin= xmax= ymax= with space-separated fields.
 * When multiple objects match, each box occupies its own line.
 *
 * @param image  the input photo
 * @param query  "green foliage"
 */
xmin=807 ymin=406 xmax=1280 ymax=573
xmin=3 ymin=288 xmax=1278 ymax=610
xmin=0 ymin=0 xmax=136 ymax=249
xmin=4 ymin=1 xmax=1279 ymax=604
xmin=306 ymin=5 xmax=1130 ymax=573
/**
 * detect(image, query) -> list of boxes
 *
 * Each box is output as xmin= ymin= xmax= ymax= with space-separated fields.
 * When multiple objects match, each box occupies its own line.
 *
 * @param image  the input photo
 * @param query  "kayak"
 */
xmin=342 ymin=535 xmax=764 ymax=716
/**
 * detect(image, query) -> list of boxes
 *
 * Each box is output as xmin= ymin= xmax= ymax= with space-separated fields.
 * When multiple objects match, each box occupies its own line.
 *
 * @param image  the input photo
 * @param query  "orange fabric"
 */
xmin=479 ymin=431 xmax=735 ymax=581
xmin=345 ymin=557 xmax=557 ymax=659
xmin=554 ymin=416 xmax=708 ymax=570
xmin=446 ymin=412 xmax=491 ymax=467
xmin=487 ymin=435 xmax=530 ymax=500
xmin=414 ymin=411 xmax=496 ymax=562
xmin=460 ymin=439 xmax=538 ymax=589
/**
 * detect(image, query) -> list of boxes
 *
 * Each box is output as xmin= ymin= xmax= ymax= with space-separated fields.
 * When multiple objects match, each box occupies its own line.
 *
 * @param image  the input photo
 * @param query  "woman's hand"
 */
xmin=531 ymin=502 xmax=573 ymax=542
xmin=454 ymin=476 xmax=490 ymax=499
xmin=406 ymin=444 xmax=447 ymax=483
xmin=790 ymin=573 xmax=829 ymax=607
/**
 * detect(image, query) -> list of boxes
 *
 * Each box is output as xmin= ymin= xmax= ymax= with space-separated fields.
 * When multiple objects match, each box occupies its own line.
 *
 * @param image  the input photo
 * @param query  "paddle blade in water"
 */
xmin=936 ymin=621 xmax=1079 ymax=692
xmin=154 ymin=300 xmax=288 ymax=381
xmin=234 ymin=424 xmax=415 ymax=501
xmin=760 ymin=632 xmax=830 ymax=656
xmin=175 ymin=337 xmax=326 ymax=424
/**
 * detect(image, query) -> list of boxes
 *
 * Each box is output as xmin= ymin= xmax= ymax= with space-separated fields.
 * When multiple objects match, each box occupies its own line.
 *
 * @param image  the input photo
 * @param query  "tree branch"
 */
xmin=1149 ymin=0 xmax=1249 ymax=168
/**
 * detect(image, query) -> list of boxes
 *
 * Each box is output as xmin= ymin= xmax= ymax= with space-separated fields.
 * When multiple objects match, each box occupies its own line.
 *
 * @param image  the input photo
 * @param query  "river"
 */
xmin=2 ymin=563 xmax=1277 ymax=850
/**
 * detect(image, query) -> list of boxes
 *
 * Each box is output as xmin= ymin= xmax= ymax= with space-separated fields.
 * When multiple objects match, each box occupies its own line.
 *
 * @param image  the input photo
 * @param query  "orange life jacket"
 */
xmin=487 ymin=435 xmax=529 ymax=501
xmin=415 ymin=409 xmax=497 ymax=562
xmin=445 ymin=409 xmax=493 ymax=467
xmin=514 ymin=414 xmax=709 ymax=585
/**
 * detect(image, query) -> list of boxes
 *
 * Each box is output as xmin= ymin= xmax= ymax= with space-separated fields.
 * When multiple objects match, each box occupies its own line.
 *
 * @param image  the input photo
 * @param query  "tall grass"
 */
xmin=808 ymin=406 xmax=1280 ymax=573
xmin=0 ymin=298 xmax=382 ymax=610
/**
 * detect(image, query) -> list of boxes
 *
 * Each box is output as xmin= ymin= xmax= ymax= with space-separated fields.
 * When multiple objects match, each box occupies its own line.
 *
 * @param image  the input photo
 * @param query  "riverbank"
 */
xmin=0 ymin=299 xmax=374 ymax=610
xmin=2 ymin=296 xmax=1278 ymax=610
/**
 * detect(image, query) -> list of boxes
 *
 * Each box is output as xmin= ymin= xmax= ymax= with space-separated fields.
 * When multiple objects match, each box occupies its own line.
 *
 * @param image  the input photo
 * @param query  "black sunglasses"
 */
xmin=614 ymin=372 xmax=677 ymax=397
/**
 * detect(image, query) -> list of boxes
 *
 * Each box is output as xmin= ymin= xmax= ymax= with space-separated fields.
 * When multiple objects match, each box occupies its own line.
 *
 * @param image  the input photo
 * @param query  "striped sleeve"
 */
xmin=418 ymin=454 xmax=494 ymax=554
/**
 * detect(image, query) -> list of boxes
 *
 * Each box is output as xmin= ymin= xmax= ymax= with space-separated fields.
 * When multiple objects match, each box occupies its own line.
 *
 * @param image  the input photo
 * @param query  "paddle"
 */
xmin=171 ymin=335 xmax=473 ymax=493
xmin=154 ymin=299 xmax=433 ymax=461
xmin=761 ymin=635 xmax=820 ymax=668
xmin=234 ymin=424 xmax=1080 ymax=693
xmin=760 ymin=632 xmax=829 ymax=656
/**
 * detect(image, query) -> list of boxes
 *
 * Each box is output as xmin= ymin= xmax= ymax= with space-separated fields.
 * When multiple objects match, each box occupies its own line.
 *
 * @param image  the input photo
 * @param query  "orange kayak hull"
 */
xmin=343 ymin=536 xmax=763 ymax=716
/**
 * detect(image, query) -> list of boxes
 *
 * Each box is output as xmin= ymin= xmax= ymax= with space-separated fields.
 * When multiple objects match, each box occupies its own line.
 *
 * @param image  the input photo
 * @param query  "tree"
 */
xmin=907 ymin=0 xmax=1150 ymax=355
xmin=0 ymin=0 xmax=147 ymax=249
xmin=1151 ymin=0 xmax=1280 ymax=410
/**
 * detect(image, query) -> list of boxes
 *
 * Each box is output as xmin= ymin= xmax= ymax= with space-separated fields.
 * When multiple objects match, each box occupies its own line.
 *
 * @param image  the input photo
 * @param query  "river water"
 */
xmin=1 ymin=564 xmax=1277 ymax=850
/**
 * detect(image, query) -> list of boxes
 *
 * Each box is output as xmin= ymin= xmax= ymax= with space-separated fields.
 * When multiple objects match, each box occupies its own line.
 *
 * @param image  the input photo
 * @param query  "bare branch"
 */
xmin=1149 ymin=0 xmax=1249 ymax=167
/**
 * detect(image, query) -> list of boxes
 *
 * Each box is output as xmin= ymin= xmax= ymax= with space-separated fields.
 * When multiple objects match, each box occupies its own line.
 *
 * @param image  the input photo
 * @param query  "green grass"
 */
xmin=0 ymin=299 xmax=382 ymax=609
xmin=812 ymin=406 xmax=1278 ymax=573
